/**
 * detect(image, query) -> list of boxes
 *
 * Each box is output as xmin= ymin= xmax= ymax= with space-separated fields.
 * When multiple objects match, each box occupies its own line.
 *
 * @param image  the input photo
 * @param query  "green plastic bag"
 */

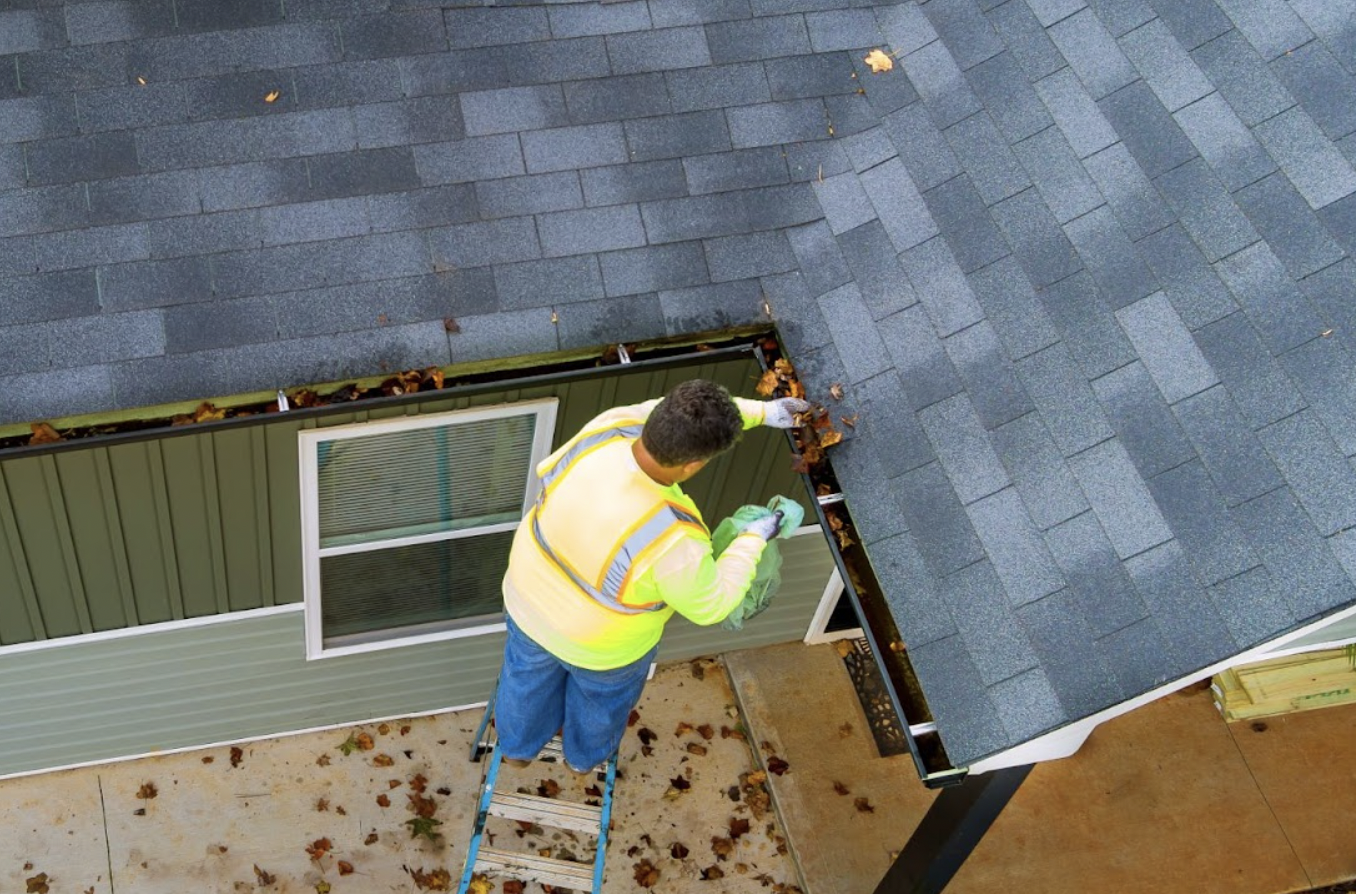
xmin=713 ymin=495 xmax=806 ymax=631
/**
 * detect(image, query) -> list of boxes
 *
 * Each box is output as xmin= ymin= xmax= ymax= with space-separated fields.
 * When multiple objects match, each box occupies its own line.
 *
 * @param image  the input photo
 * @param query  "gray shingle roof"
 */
xmin=2 ymin=0 xmax=1355 ymax=767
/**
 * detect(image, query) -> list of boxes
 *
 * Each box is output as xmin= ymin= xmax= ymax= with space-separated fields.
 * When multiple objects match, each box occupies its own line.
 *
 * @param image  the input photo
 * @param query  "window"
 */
xmin=298 ymin=399 xmax=558 ymax=658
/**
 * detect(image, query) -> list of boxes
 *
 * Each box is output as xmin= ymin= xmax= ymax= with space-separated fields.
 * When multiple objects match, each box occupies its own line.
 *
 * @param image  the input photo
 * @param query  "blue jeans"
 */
xmin=495 ymin=615 xmax=656 ymax=772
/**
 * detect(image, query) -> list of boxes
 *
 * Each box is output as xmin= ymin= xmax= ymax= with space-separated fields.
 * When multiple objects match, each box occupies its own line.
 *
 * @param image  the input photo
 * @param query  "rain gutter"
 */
xmin=754 ymin=344 xmax=967 ymax=790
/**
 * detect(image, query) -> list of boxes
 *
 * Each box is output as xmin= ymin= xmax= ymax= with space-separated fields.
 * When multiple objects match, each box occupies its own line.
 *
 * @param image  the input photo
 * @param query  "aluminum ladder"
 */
xmin=457 ymin=688 xmax=619 ymax=894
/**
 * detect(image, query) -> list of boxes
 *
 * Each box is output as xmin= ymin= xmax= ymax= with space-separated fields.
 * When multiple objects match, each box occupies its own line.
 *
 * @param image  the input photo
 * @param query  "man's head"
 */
xmin=640 ymin=379 xmax=743 ymax=482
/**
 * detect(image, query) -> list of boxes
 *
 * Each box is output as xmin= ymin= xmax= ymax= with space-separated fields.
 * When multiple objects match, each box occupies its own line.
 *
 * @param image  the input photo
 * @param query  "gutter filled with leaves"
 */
xmin=753 ymin=342 xmax=964 ymax=789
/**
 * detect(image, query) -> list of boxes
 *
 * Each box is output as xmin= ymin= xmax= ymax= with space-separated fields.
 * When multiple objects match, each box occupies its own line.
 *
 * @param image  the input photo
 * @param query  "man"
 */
xmin=495 ymin=378 xmax=808 ymax=773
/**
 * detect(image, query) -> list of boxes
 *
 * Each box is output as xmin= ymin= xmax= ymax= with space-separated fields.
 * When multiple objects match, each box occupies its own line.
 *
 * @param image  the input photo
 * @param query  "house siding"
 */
xmin=0 ymin=355 xmax=805 ymax=644
xmin=0 ymin=353 xmax=833 ymax=775
xmin=0 ymin=530 xmax=833 ymax=778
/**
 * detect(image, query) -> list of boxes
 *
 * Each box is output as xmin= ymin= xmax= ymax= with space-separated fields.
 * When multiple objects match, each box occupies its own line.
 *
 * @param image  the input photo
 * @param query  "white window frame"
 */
xmin=298 ymin=398 xmax=558 ymax=660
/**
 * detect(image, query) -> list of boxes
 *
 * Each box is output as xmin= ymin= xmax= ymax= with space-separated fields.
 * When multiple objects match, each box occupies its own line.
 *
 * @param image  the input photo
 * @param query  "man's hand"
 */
xmin=762 ymin=397 xmax=811 ymax=428
xmin=742 ymin=510 xmax=785 ymax=542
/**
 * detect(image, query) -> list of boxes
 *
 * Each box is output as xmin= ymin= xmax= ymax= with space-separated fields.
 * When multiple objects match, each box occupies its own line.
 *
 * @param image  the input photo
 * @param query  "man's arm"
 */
xmin=631 ymin=530 xmax=768 ymax=626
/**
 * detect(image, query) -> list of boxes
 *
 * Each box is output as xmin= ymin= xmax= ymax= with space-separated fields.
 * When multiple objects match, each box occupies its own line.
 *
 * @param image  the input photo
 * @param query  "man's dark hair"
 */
xmin=641 ymin=379 xmax=743 ymax=467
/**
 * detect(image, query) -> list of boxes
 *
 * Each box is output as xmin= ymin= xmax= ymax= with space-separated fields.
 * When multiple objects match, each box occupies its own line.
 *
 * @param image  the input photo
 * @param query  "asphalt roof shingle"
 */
xmin=2 ymin=0 xmax=1355 ymax=770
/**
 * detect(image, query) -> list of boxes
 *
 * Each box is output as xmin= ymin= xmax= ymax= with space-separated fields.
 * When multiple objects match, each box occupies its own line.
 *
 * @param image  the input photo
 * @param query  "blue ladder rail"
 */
xmin=457 ymin=692 xmax=618 ymax=894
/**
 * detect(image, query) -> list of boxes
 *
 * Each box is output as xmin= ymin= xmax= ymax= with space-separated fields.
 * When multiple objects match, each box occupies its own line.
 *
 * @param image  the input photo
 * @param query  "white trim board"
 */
xmin=968 ymin=601 xmax=1356 ymax=775
xmin=0 ymin=603 xmax=302 ymax=657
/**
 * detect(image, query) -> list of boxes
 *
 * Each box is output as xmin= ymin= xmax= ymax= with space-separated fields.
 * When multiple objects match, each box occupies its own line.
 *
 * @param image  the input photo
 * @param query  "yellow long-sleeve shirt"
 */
xmin=502 ymin=396 xmax=769 ymax=670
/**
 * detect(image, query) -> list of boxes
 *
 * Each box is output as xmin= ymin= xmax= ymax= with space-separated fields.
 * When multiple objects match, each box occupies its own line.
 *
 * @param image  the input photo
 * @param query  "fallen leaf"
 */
xmin=377 ymin=722 xmax=390 ymax=735
xmin=767 ymin=756 xmax=790 ymax=776
xmin=864 ymin=48 xmax=894 ymax=73
xmin=637 ymin=727 xmax=657 ymax=746
xmin=833 ymin=781 xmax=850 ymax=796
xmin=841 ymin=414 xmax=858 ymax=429
xmin=356 ymin=732 xmax=375 ymax=751
xmin=264 ymin=90 xmax=281 ymax=103
xmin=202 ymin=756 xmax=215 ymax=764
xmin=25 ymin=873 xmax=49 ymax=894
xmin=401 ymin=725 xmax=412 ymax=735
xmin=755 ymin=368 xmax=781 ymax=397
xmin=745 ymin=770 xmax=767 ymax=786
xmin=193 ymin=402 xmax=225 ymax=423
xmin=315 ymin=798 xmax=329 ymax=812
xmin=584 ymin=784 xmax=602 ymax=797
xmin=503 ymin=882 xmax=525 ymax=894
xmin=669 ymin=775 xmax=691 ymax=791
xmin=690 ymin=659 xmax=707 ymax=680
xmin=388 ymin=779 xmax=402 ymax=789
xmin=839 ymin=721 xmax=854 ymax=738
xmin=137 ymin=782 xmax=158 ymax=800
xmin=229 ymin=747 xmax=244 ymax=768
xmin=675 ymin=721 xmax=695 ymax=736
xmin=627 ymin=709 xmax=641 ymax=727
xmin=376 ymin=794 xmax=391 ymax=808
xmin=819 ymin=430 xmax=844 ymax=448
xmin=409 ymin=773 xmax=428 ymax=793
xmin=670 ymin=841 xmax=690 ymax=859
xmin=702 ymin=865 xmax=726 ymax=880
xmin=729 ymin=817 xmax=750 ymax=840
xmin=720 ymin=725 xmax=745 ymax=741
xmin=315 ymin=883 xmax=331 ymax=894
xmin=364 ymin=832 xmax=379 ymax=846
xmin=829 ymin=382 xmax=845 ymax=401
xmin=686 ymin=743 xmax=708 ymax=756
xmin=406 ymin=816 xmax=444 ymax=841
xmin=335 ymin=805 xmax=347 ymax=816
xmin=854 ymin=797 xmax=875 ymax=813
xmin=337 ymin=860 xmax=354 ymax=876
xmin=315 ymin=754 xmax=330 ymax=767
xmin=305 ymin=838 xmax=332 ymax=861
xmin=373 ymin=753 xmax=395 ymax=767
xmin=537 ymin=778 xmax=561 ymax=798
xmin=696 ymin=723 xmax=715 ymax=740
xmin=410 ymin=867 xmax=455 ymax=892
xmin=29 ymin=423 xmax=62 ymax=445
xmin=633 ymin=860 xmax=660 ymax=887
xmin=711 ymin=836 xmax=734 ymax=860
xmin=409 ymin=792 xmax=438 ymax=818
xmin=834 ymin=640 xmax=854 ymax=658
xmin=254 ymin=864 xmax=277 ymax=886
xmin=727 ymin=785 xmax=741 ymax=802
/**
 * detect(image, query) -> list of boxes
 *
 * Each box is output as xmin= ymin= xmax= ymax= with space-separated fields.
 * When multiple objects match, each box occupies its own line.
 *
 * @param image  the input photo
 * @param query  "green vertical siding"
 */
xmin=0 ymin=356 xmax=806 ymax=645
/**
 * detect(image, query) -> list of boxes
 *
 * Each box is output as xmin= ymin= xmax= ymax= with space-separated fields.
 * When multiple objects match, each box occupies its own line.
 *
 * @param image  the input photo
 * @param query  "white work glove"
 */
xmin=742 ymin=510 xmax=785 ymax=542
xmin=762 ymin=397 xmax=810 ymax=428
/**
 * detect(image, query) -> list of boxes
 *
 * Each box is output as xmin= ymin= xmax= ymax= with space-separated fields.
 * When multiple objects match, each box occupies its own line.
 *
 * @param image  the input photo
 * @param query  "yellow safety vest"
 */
xmin=502 ymin=397 xmax=769 ymax=670
xmin=529 ymin=418 xmax=706 ymax=614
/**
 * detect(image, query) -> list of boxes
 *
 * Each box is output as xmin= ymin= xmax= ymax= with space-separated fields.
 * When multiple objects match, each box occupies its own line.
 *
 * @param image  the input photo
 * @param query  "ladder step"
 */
xmin=475 ymin=847 xmax=595 ymax=891
xmin=488 ymin=791 xmax=602 ymax=835
xmin=538 ymin=736 xmax=564 ymax=760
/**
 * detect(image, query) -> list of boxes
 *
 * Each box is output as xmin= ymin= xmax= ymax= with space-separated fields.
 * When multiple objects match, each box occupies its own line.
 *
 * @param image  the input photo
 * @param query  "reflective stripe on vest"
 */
xmin=538 ymin=422 xmax=643 ymax=495
xmin=530 ymin=423 xmax=703 ymax=615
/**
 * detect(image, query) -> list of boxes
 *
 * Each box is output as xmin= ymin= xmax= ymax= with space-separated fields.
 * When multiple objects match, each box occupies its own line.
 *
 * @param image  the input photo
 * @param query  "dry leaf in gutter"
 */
xmin=264 ymin=90 xmax=281 ymax=103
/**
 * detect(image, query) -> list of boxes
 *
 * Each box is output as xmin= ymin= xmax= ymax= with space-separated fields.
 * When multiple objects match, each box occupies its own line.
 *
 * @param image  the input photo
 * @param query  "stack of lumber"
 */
xmin=1212 ymin=648 xmax=1356 ymax=721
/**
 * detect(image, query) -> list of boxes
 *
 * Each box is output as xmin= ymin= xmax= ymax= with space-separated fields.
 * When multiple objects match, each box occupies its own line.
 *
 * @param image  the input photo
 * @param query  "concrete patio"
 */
xmin=3 ymin=641 xmax=1353 ymax=894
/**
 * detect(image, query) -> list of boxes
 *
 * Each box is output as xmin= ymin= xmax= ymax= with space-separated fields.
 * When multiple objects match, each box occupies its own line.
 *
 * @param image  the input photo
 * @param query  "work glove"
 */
xmin=741 ymin=510 xmax=785 ymax=542
xmin=762 ymin=397 xmax=811 ymax=428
